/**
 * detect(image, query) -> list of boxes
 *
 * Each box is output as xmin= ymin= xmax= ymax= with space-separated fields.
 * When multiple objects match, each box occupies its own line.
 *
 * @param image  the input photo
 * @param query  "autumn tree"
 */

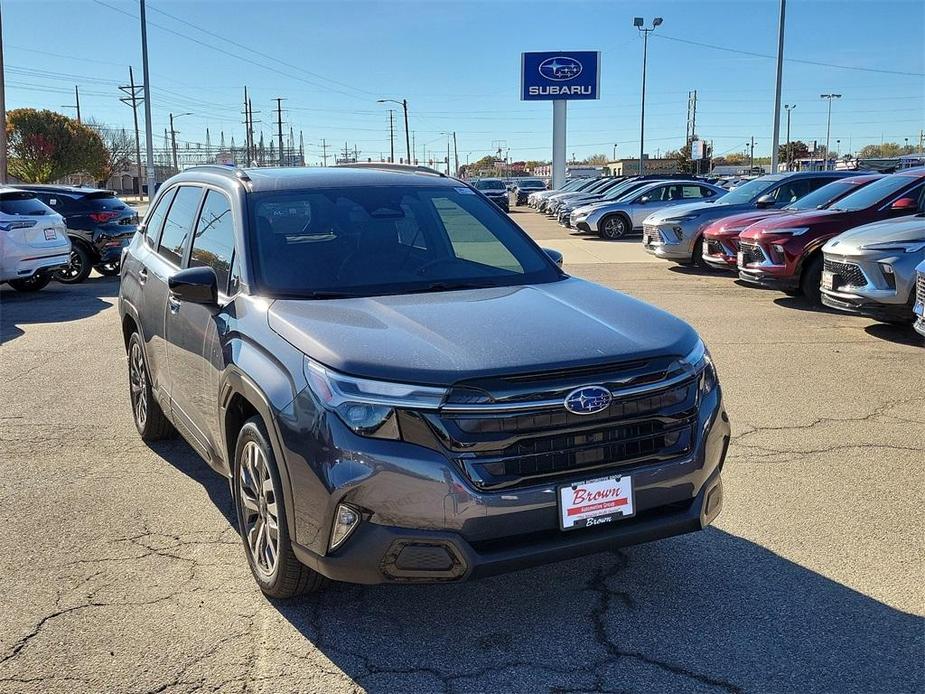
xmin=87 ymin=119 xmax=134 ymax=187
xmin=858 ymin=142 xmax=918 ymax=159
xmin=583 ymin=153 xmax=609 ymax=165
xmin=6 ymin=109 xmax=107 ymax=183
xmin=778 ymin=140 xmax=810 ymax=163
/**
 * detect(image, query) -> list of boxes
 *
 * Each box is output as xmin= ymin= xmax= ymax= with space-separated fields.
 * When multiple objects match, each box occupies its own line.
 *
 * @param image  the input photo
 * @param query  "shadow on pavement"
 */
xmin=772 ymin=296 xmax=847 ymax=315
xmin=0 ymin=277 xmax=118 ymax=344
xmin=863 ymin=322 xmax=923 ymax=346
xmin=668 ymin=265 xmax=721 ymax=277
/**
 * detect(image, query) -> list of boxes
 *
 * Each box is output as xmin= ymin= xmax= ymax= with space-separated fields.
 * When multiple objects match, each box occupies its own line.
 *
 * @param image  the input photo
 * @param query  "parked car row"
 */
xmin=0 ymin=185 xmax=138 ymax=291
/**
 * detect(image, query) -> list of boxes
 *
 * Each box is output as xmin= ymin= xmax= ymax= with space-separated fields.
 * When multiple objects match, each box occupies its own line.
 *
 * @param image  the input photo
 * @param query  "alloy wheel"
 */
xmin=238 ymin=441 xmax=280 ymax=578
xmin=129 ymin=341 xmax=148 ymax=429
xmin=603 ymin=216 xmax=626 ymax=239
xmin=56 ymin=249 xmax=84 ymax=281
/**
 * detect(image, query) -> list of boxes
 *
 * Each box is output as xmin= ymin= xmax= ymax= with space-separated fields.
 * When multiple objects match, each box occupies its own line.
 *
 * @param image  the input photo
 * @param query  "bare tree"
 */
xmin=86 ymin=119 xmax=134 ymax=187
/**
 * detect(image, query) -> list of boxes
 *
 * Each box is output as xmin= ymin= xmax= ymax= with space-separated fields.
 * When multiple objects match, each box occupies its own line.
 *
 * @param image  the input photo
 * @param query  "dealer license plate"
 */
xmin=642 ymin=233 xmax=649 ymax=245
xmin=44 ymin=228 xmax=57 ymax=240
xmin=737 ymin=250 xmax=744 ymax=267
xmin=558 ymin=474 xmax=635 ymax=531
xmin=821 ymin=270 xmax=835 ymax=290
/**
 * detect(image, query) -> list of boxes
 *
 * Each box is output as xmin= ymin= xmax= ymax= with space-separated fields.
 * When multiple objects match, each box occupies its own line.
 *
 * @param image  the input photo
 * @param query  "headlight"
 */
xmin=664 ymin=214 xmax=701 ymax=223
xmin=859 ymin=239 xmax=925 ymax=253
xmin=767 ymin=227 xmax=809 ymax=236
xmin=680 ymin=339 xmax=717 ymax=395
xmin=719 ymin=226 xmax=746 ymax=234
xmin=305 ymin=358 xmax=446 ymax=439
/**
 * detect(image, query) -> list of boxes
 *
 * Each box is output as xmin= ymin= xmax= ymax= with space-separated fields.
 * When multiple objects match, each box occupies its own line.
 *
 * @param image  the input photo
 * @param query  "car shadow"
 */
xmin=772 ymin=296 xmax=844 ymax=315
xmin=148 ymin=440 xmax=923 ymax=691
xmin=0 ymin=277 xmax=118 ymax=344
xmin=668 ymin=265 xmax=722 ymax=277
xmin=863 ymin=322 xmax=923 ymax=346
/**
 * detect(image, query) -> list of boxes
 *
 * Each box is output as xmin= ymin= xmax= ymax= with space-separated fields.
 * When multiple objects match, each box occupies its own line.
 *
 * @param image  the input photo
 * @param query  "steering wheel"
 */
xmin=415 ymin=257 xmax=462 ymax=276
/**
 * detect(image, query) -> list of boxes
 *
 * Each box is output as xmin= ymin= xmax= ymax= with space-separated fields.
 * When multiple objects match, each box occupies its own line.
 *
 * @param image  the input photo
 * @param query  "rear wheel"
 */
xmin=8 ymin=273 xmax=51 ymax=292
xmin=95 ymin=262 xmax=121 ymax=277
xmin=600 ymin=215 xmax=628 ymax=240
xmin=234 ymin=417 xmax=326 ymax=598
xmin=53 ymin=243 xmax=92 ymax=284
xmin=800 ymin=255 xmax=824 ymax=306
xmin=127 ymin=332 xmax=175 ymax=440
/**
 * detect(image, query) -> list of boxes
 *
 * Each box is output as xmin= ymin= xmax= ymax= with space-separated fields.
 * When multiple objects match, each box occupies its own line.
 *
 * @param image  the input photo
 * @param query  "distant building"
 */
xmin=604 ymin=158 xmax=681 ymax=176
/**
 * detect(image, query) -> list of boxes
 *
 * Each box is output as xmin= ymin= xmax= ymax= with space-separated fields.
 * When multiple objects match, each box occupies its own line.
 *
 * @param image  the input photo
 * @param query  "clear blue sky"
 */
xmin=6 ymin=0 xmax=924 ymax=165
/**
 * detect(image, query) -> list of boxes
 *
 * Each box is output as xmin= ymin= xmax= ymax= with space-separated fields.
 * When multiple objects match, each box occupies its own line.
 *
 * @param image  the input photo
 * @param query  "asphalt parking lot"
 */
xmin=1 ymin=207 xmax=923 ymax=694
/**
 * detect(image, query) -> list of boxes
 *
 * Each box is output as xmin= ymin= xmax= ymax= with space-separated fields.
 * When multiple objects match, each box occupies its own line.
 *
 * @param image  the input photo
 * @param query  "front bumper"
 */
xmin=820 ymin=291 xmax=915 ymax=323
xmin=282 ymin=389 xmax=731 ymax=585
xmin=702 ymin=236 xmax=739 ymax=270
xmin=737 ymin=267 xmax=799 ymax=291
xmin=485 ymin=197 xmax=509 ymax=212
xmin=642 ymin=222 xmax=698 ymax=261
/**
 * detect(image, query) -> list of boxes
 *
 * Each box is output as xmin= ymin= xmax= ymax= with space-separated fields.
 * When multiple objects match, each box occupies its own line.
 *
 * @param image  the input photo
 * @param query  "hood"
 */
xmin=645 ymin=200 xmax=732 ymax=224
xmin=739 ymin=208 xmax=850 ymax=239
xmin=823 ymin=214 xmax=925 ymax=254
xmin=703 ymin=209 xmax=789 ymax=235
xmin=267 ymin=278 xmax=698 ymax=386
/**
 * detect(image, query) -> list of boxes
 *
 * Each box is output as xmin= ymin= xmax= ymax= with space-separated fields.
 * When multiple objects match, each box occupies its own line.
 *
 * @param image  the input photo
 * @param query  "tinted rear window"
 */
xmin=74 ymin=192 xmax=127 ymax=211
xmin=0 ymin=194 xmax=53 ymax=216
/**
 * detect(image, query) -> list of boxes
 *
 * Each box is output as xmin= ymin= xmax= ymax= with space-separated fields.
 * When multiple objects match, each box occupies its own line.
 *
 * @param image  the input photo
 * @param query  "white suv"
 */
xmin=0 ymin=187 xmax=70 ymax=292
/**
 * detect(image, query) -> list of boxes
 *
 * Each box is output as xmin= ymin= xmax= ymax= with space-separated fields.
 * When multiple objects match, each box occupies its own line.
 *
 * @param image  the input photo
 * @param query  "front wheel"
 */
xmin=800 ymin=255 xmax=823 ymax=306
xmin=234 ymin=417 xmax=327 ymax=598
xmin=600 ymin=215 xmax=628 ymax=240
xmin=691 ymin=236 xmax=709 ymax=269
xmin=53 ymin=243 xmax=92 ymax=284
xmin=8 ymin=273 xmax=51 ymax=292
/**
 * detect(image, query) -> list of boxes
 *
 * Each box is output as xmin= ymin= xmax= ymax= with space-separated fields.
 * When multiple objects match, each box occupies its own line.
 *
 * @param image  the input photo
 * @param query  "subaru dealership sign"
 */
xmin=521 ymin=51 xmax=601 ymax=101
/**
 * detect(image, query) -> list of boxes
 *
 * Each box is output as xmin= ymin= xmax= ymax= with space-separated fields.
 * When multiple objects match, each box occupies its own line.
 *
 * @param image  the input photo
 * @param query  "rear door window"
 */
xmin=189 ymin=190 xmax=235 ymax=290
xmin=157 ymin=186 xmax=203 ymax=265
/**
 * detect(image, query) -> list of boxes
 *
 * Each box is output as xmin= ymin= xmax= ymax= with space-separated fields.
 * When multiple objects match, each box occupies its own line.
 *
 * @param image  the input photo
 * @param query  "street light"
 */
xmin=635 ymin=17 xmax=663 ymax=175
xmin=169 ymin=111 xmax=193 ymax=172
xmin=820 ymin=93 xmax=841 ymax=171
xmin=784 ymin=104 xmax=796 ymax=169
xmin=377 ymin=98 xmax=411 ymax=165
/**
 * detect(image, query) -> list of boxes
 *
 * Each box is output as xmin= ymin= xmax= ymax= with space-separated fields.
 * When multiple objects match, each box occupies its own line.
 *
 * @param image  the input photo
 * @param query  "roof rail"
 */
xmin=335 ymin=162 xmax=446 ymax=177
xmin=186 ymin=164 xmax=251 ymax=182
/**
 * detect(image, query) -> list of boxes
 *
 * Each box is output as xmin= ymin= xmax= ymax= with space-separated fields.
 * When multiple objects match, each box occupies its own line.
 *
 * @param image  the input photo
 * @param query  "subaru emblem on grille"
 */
xmin=563 ymin=386 xmax=612 ymax=415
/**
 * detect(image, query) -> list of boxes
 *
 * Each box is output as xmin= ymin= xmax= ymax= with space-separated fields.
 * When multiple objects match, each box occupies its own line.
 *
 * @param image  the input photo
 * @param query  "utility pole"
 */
xmin=0 ymin=7 xmax=9 ymax=184
xmin=299 ymin=130 xmax=304 ymax=164
xmin=447 ymin=138 xmax=451 ymax=176
xmin=387 ymin=110 xmax=395 ymax=162
xmin=452 ymin=131 xmax=459 ymax=177
xmin=63 ymin=86 xmax=82 ymax=123
xmin=119 ymin=66 xmax=145 ymax=199
xmin=242 ymin=87 xmax=251 ymax=164
xmin=274 ymin=97 xmax=285 ymax=167
xmin=749 ymin=136 xmax=755 ymax=171
xmin=770 ymin=0 xmax=786 ymax=173
xmin=402 ymin=99 xmax=410 ymax=165
xmin=820 ymin=93 xmax=841 ymax=171
xmin=321 ymin=139 xmax=328 ymax=166
xmin=139 ymin=0 xmax=156 ymax=195
xmin=169 ymin=113 xmax=178 ymax=172
xmin=412 ymin=131 xmax=416 ymax=164
xmin=784 ymin=104 xmax=796 ymax=169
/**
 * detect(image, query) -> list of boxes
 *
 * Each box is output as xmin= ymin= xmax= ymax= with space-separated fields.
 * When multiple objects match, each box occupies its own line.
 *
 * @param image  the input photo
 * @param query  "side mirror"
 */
xmin=542 ymin=247 xmax=563 ymax=268
xmin=891 ymin=197 xmax=917 ymax=211
xmin=168 ymin=266 xmax=218 ymax=305
xmin=638 ymin=195 xmax=651 ymax=204
xmin=755 ymin=194 xmax=776 ymax=209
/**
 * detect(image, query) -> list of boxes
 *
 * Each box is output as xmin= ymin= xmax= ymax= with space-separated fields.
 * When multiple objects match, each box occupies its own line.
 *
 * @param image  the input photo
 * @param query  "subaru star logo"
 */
xmin=564 ymin=386 xmax=612 ymax=415
xmin=539 ymin=56 xmax=583 ymax=81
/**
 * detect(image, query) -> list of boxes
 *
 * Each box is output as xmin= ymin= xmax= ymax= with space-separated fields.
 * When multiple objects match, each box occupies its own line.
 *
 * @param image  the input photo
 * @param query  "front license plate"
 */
xmin=642 ymin=233 xmax=649 ymax=245
xmin=44 ymin=228 xmax=57 ymax=240
xmin=558 ymin=475 xmax=635 ymax=531
xmin=737 ymin=250 xmax=744 ymax=267
xmin=821 ymin=270 xmax=835 ymax=290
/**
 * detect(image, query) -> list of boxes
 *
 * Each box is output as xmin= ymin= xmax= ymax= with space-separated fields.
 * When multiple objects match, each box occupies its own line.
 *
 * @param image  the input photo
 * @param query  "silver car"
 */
xmin=913 ymin=259 xmax=925 ymax=337
xmin=572 ymin=181 xmax=726 ymax=240
xmin=820 ymin=215 xmax=925 ymax=324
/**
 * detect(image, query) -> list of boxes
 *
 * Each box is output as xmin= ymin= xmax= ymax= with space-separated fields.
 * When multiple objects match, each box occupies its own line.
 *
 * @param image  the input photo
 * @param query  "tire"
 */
xmin=95 ymin=262 xmax=121 ymax=277
xmin=53 ymin=242 xmax=93 ymax=284
xmin=691 ymin=236 xmax=708 ymax=269
xmin=127 ymin=332 xmax=175 ymax=441
xmin=234 ymin=417 xmax=327 ymax=598
xmin=600 ymin=214 xmax=629 ymax=240
xmin=800 ymin=254 xmax=823 ymax=306
xmin=782 ymin=288 xmax=801 ymax=297
xmin=8 ymin=273 xmax=51 ymax=292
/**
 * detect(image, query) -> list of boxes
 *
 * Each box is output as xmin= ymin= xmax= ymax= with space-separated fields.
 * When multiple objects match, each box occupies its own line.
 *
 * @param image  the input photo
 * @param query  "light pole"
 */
xmin=378 ymin=99 xmax=411 ymax=164
xmin=169 ymin=112 xmax=192 ymax=172
xmin=770 ymin=0 xmax=786 ymax=173
xmin=634 ymin=16 xmax=663 ymax=175
xmin=820 ymin=93 xmax=841 ymax=171
xmin=613 ymin=144 xmax=617 ymax=161
xmin=784 ymin=104 xmax=796 ymax=169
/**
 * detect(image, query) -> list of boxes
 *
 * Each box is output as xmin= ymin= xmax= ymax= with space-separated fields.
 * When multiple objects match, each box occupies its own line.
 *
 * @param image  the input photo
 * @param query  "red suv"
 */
xmin=702 ymin=175 xmax=883 ymax=271
xmin=737 ymin=168 xmax=925 ymax=304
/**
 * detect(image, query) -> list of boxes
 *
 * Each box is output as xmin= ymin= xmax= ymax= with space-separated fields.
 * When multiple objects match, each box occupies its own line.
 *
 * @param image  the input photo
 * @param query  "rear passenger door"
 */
xmin=165 ymin=188 xmax=238 ymax=453
xmin=138 ymin=185 xmax=204 ymax=397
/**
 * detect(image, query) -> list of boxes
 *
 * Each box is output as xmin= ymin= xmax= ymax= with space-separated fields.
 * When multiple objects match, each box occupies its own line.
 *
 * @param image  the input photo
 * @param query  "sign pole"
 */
xmin=552 ymin=100 xmax=567 ymax=189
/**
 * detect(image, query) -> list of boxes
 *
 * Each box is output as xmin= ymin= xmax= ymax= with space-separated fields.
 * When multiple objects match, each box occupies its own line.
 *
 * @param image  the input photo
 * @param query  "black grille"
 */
xmin=824 ymin=258 xmax=867 ymax=288
xmin=706 ymin=240 xmax=725 ymax=256
xmin=916 ymin=272 xmax=925 ymax=307
xmin=738 ymin=242 xmax=765 ymax=265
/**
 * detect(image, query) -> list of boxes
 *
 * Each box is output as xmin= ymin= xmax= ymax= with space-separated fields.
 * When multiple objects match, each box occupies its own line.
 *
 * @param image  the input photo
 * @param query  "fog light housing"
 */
xmin=770 ymin=244 xmax=786 ymax=264
xmin=879 ymin=263 xmax=896 ymax=289
xmin=329 ymin=504 xmax=360 ymax=551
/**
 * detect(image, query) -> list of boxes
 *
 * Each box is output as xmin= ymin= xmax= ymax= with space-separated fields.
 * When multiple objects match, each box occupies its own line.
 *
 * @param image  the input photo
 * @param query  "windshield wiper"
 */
xmin=404 ymin=281 xmax=490 ymax=294
xmin=303 ymin=291 xmax=361 ymax=300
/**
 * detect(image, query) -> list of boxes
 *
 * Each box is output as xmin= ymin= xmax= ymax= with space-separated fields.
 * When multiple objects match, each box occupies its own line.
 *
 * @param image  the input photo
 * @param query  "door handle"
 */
xmin=138 ymin=267 xmax=148 ymax=285
xmin=167 ymin=294 xmax=182 ymax=314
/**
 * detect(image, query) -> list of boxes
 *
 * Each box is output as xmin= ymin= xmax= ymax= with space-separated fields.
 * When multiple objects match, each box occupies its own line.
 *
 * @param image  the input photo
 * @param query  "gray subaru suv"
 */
xmin=119 ymin=164 xmax=729 ymax=597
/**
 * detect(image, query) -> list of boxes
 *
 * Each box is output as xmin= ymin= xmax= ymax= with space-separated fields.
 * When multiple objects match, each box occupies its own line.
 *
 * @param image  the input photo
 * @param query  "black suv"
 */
xmin=16 ymin=185 xmax=139 ymax=283
xmin=119 ymin=164 xmax=729 ymax=597
xmin=471 ymin=178 xmax=510 ymax=212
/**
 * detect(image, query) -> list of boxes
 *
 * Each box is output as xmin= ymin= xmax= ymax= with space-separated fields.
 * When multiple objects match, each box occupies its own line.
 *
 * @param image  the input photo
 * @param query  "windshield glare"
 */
xmin=250 ymin=186 xmax=560 ymax=298
xmin=474 ymin=180 xmax=505 ymax=191
xmin=715 ymin=177 xmax=777 ymax=205
xmin=519 ymin=180 xmax=545 ymax=189
xmin=827 ymin=174 xmax=919 ymax=212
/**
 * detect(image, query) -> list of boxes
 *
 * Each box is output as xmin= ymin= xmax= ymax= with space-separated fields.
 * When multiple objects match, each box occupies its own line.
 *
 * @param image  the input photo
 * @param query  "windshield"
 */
xmin=474 ymin=180 xmax=505 ymax=191
xmin=600 ymin=180 xmax=644 ymax=201
xmin=714 ymin=177 xmax=778 ymax=205
xmin=249 ymin=186 xmax=561 ymax=298
xmin=827 ymin=174 xmax=920 ymax=212
xmin=519 ymin=179 xmax=546 ymax=189
xmin=785 ymin=178 xmax=869 ymax=211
